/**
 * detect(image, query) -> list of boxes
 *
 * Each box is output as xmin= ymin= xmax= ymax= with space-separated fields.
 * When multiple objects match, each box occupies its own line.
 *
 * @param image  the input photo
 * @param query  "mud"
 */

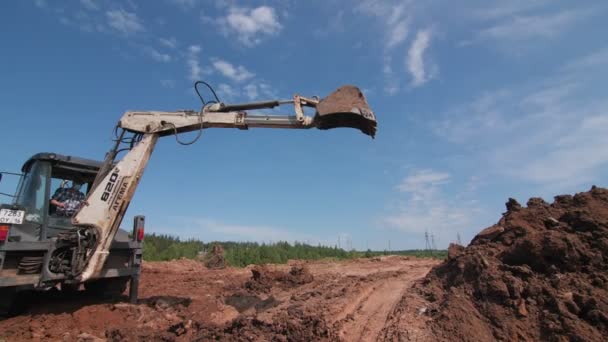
xmin=0 ymin=256 xmax=438 ymax=341
xmin=383 ymin=186 xmax=608 ymax=342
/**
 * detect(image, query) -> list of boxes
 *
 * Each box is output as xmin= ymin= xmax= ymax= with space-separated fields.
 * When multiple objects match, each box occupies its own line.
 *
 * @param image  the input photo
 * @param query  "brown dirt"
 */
xmin=204 ymin=244 xmax=226 ymax=269
xmin=0 ymin=256 xmax=438 ymax=341
xmin=317 ymin=85 xmax=370 ymax=116
xmin=4 ymin=187 xmax=605 ymax=341
xmin=245 ymin=264 xmax=314 ymax=293
xmin=382 ymin=186 xmax=608 ymax=342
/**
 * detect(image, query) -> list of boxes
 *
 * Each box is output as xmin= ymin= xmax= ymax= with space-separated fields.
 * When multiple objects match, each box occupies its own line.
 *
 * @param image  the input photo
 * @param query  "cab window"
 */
xmin=14 ymin=161 xmax=51 ymax=224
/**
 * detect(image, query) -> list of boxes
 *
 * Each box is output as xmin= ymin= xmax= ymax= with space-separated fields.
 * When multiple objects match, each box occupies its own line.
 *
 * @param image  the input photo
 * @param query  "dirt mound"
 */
xmin=204 ymin=244 xmax=226 ymax=269
xmin=245 ymin=265 xmax=314 ymax=293
xmin=412 ymin=186 xmax=608 ymax=341
xmin=194 ymin=306 xmax=337 ymax=341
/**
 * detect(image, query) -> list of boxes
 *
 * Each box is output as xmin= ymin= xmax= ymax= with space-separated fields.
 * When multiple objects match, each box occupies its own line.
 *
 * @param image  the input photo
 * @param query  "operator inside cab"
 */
xmin=50 ymin=181 xmax=85 ymax=217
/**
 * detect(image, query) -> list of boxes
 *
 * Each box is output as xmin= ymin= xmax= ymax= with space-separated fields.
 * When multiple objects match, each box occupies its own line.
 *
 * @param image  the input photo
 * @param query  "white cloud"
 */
xmin=147 ymin=48 xmax=171 ymax=62
xmin=472 ymin=0 xmax=550 ymax=20
xmin=475 ymin=9 xmax=593 ymax=43
xmin=562 ymin=47 xmax=608 ymax=71
xmin=106 ymin=9 xmax=144 ymax=35
xmin=431 ymin=48 xmax=608 ymax=188
xmin=355 ymin=1 xmax=415 ymax=94
xmin=383 ymin=205 xmax=472 ymax=235
xmin=188 ymin=44 xmax=201 ymax=54
xmin=159 ymin=37 xmax=177 ymax=49
xmin=382 ymin=169 xmax=478 ymax=242
xmin=218 ymin=83 xmax=238 ymax=99
xmin=187 ymin=45 xmax=203 ymax=81
xmin=212 ymin=59 xmax=254 ymax=82
xmin=80 ymin=0 xmax=99 ymax=11
xmin=184 ymin=218 xmax=317 ymax=243
xmin=517 ymin=115 xmax=608 ymax=184
xmin=407 ymin=29 xmax=433 ymax=87
xmin=244 ymin=84 xmax=258 ymax=100
xmin=386 ymin=19 xmax=409 ymax=49
xmin=384 ymin=4 xmax=409 ymax=49
xmin=213 ymin=6 xmax=282 ymax=46
xmin=243 ymin=82 xmax=276 ymax=100
xmin=258 ymin=82 xmax=276 ymax=99
xmin=397 ymin=169 xmax=450 ymax=201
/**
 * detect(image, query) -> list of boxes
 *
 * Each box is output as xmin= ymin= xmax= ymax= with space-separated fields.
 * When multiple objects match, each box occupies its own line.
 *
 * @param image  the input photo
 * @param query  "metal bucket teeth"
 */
xmin=313 ymin=85 xmax=377 ymax=138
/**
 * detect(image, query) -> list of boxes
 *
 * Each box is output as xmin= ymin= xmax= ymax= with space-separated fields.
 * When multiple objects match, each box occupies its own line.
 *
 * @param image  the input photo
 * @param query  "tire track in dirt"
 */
xmin=0 ymin=257 xmax=439 ymax=341
xmin=331 ymin=265 xmax=433 ymax=341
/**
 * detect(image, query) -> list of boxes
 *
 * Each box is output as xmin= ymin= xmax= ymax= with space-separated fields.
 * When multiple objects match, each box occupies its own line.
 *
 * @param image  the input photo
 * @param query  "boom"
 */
xmin=68 ymin=84 xmax=376 ymax=281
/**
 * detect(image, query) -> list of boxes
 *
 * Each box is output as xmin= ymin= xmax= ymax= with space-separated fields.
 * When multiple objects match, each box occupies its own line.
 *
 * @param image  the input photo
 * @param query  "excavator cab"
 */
xmin=313 ymin=85 xmax=377 ymax=138
xmin=0 ymin=153 xmax=143 ymax=315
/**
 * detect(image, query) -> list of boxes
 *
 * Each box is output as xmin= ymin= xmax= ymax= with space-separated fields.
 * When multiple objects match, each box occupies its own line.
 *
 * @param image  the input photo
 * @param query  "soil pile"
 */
xmin=245 ymin=265 xmax=314 ymax=293
xmin=204 ymin=244 xmax=226 ymax=269
xmin=418 ymin=187 xmax=608 ymax=341
xmin=194 ymin=306 xmax=337 ymax=341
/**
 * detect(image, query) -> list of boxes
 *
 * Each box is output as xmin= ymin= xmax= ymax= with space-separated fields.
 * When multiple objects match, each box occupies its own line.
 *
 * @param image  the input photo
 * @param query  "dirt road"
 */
xmin=0 ymin=256 xmax=438 ymax=341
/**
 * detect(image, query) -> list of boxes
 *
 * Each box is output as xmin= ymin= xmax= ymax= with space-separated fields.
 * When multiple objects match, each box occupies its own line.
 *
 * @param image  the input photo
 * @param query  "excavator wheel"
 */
xmin=0 ymin=287 xmax=17 ymax=317
xmin=84 ymin=277 xmax=129 ymax=299
xmin=61 ymin=282 xmax=81 ymax=294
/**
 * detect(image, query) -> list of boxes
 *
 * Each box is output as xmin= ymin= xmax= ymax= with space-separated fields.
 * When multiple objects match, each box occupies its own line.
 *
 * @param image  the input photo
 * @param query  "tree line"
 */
xmin=142 ymin=233 xmax=447 ymax=266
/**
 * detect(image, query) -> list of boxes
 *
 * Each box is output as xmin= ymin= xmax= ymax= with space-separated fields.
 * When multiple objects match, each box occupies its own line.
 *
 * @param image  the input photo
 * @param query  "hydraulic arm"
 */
xmin=67 ymin=84 xmax=376 ymax=281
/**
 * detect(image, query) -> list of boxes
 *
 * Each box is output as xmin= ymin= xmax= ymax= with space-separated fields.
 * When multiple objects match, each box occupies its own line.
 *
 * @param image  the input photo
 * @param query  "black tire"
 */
xmin=0 ymin=287 xmax=17 ymax=317
xmin=84 ymin=277 xmax=129 ymax=298
xmin=61 ymin=283 xmax=81 ymax=294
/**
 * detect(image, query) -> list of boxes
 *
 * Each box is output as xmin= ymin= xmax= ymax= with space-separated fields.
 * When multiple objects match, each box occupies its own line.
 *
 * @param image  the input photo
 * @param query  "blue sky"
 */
xmin=1 ymin=0 xmax=607 ymax=250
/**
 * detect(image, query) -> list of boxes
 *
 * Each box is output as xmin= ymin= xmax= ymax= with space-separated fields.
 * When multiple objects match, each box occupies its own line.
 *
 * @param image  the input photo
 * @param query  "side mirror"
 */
xmin=313 ymin=85 xmax=377 ymax=138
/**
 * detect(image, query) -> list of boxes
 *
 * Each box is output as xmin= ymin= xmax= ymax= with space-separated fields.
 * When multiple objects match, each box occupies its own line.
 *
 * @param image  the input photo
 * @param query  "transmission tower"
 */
xmin=430 ymin=233 xmax=437 ymax=250
xmin=424 ymin=230 xmax=431 ymax=251
xmin=457 ymin=232 xmax=462 ymax=245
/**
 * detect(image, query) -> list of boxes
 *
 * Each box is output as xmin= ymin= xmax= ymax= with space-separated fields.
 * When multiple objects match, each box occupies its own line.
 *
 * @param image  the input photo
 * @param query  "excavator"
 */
xmin=0 ymin=82 xmax=376 ymax=315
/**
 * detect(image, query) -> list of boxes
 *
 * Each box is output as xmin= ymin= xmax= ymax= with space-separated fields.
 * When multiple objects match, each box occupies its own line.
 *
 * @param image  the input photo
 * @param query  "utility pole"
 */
xmin=430 ymin=233 xmax=436 ymax=251
xmin=424 ymin=230 xmax=431 ymax=251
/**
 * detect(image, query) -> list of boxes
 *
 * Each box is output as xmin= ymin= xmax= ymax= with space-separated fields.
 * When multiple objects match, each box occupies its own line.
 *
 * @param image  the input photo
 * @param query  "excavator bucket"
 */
xmin=314 ymin=85 xmax=377 ymax=138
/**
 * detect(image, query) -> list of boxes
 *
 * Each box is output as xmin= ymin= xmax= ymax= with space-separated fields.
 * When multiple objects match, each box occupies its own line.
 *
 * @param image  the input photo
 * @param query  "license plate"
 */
xmin=0 ymin=208 xmax=25 ymax=224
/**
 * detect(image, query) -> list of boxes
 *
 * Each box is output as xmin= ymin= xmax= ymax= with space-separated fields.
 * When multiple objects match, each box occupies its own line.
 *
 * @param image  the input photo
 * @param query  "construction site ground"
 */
xmin=2 ymin=187 xmax=607 ymax=341
xmin=0 ymin=256 xmax=440 ymax=341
